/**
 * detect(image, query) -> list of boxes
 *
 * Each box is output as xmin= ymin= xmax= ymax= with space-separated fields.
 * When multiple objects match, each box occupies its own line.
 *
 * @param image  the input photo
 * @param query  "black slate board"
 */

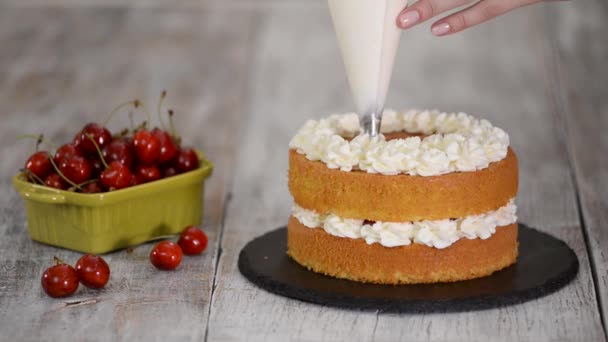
xmin=238 ymin=224 xmax=579 ymax=313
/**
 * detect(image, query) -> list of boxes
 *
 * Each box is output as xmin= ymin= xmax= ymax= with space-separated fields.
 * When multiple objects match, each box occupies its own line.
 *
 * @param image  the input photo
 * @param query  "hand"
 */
xmin=397 ymin=0 xmax=554 ymax=36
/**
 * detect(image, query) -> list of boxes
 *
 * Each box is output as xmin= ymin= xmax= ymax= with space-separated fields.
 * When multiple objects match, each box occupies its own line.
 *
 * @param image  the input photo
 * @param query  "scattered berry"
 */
xmin=41 ymin=263 xmax=79 ymax=298
xmin=75 ymin=255 xmax=110 ymax=289
xmin=150 ymin=241 xmax=183 ymax=270
xmin=178 ymin=226 xmax=208 ymax=255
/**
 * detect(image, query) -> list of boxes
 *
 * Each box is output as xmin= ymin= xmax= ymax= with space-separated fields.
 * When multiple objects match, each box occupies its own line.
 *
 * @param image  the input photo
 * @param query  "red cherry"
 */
xmin=100 ymin=161 xmax=132 ymax=190
xmin=59 ymin=155 xmax=92 ymax=184
xmin=82 ymin=182 xmax=103 ymax=194
xmin=130 ymin=174 xmax=145 ymax=186
xmin=102 ymin=139 xmax=135 ymax=170
xmin=74 ymin=123 xmax=112 ymax=155
xmin=41 ymin=263 xmax=79 ymax=298
xmin=75 ymin=255 xmax=110 ymax=289
xmin=25 ymin=151 xmax=53 ymax=180
xmin=161 ymin=166 xmax=179 ymax=178
xmin=178 ymin=226 xmax=208 ymax=255
xmin=44 ymin=173 xmax=67 ymax=190
xmin=151 ymin=128 xmax=177 ymax=164
xmin=150 ymin=241 xmax=182 ymax=270
xmin=88 ymin=155 xmax=105 ymax=178
xmin=135 ymin=164 xmax=160 ymax=183
xmin=175 ymin=148 xmax=199 ymax=173
xmin=133 ymin=130 xmax=160 ymax=164
xmin=54 ymin=143 xmax=82 ymax=165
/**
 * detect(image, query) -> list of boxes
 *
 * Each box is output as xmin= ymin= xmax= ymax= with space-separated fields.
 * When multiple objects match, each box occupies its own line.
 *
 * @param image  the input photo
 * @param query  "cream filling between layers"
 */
xmin=292 ymin=199 xmax=517 ymax=249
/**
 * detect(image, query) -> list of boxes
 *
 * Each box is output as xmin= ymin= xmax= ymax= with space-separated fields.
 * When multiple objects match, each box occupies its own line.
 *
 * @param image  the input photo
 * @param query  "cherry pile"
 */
xmin=41 ymin=255 xmax=110 ymax=298
xmin=22 ymin=92 xmax=200 ymax=193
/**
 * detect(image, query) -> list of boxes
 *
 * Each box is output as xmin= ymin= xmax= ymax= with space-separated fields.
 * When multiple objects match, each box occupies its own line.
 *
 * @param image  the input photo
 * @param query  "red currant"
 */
xmin=135 ymin=164 xmax=161 ymax=183
xmin=178 ymin=226 xmax=208 ymax=255
xmin=150 ymin=241 xmax=182 ymax=270
xmin=100 ymin=161 xmax=132 ymax=190
xmin=151 ymin=128 xmax=178 ymax=164
xmin=25 ymin=151 xmax=53 ymax=180
xmin=44 ymin=173 xmax=68 ymax=190
xmin=74 ymin=123 xmax=112 ymax=154
xmin=41 ymin=263 xmax=79 ymax=298
xmin=59 ymin=155 xmax=92 ymax=184
xmin=133 ymin=130 xmax=160 ymax=164
xmin=75 ymin=255 xmax=110 ymax=289
xmin=175 ymin=148 xmax=199 ymax=173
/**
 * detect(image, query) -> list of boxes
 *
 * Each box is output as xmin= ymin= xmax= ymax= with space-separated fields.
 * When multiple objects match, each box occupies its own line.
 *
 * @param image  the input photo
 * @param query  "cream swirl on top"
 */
xmin=289 ymin=110 xmax=510 ymax=176
xmin=292 ymin=199 xmax=517 ymax=249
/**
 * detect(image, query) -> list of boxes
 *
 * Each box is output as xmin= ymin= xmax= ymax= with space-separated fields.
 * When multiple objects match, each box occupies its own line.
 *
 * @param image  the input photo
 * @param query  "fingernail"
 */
xmin=399 ymin=11 xmax=420 ymax=29
xmin=431 ymin=23 xmax=451 ymax=36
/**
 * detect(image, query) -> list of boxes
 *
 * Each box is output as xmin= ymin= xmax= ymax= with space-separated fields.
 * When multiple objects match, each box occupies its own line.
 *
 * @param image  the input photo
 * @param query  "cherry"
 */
xmin=133 ymin=130 xmax=160 ymax=164
xmin=25 ymin=151 xmax=53 ymax=180
xmin=161 ymin=166 xmax=179 ymax=178
xmin=102 ymin=139 xmax=135 ymax=170
xmin=74 ymin=123 xmax=112 ymax=155
xmin=151 ymin=128 xmax=177 ymax=164
xmin=135 ymin=164 xmax=161 ymax=183
xmin=41 ymin=263 xmax=79 ymax=298
xmin=178 ymin=226 xmax=208 ymax=255
xmin=88 ymin=155 xmax=105 ymax=178
xmin=54 ymin=143 xmax=81 ymax=165
xmin=150 ymin=241 xmax=182 ymax=270
xmin=175 ymin=148 xmax=199 ymax=173
xmin=59 ymin=155 xmax=92 ymax=184
xmin=130 ymin=174 xmax=145 ymax=186
xmin=100 ymin=161 xmax=132 ymax=190
xmin=82 ymin=182 xmax=103 ymax=194
xmin=75 ymin=255 xmax=110 ymax=289
xmin=44 ymin=173 xmax=68 ymax=190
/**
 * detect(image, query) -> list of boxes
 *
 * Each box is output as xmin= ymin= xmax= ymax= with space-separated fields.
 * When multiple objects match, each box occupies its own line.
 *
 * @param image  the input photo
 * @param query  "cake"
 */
xmin=287 ymin=110 xmax=518 ymax=284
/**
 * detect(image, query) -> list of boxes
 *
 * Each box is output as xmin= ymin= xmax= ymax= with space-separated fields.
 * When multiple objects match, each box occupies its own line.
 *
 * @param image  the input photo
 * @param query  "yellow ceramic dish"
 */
xmin=13 ymin=152 xmax=213 ymax=254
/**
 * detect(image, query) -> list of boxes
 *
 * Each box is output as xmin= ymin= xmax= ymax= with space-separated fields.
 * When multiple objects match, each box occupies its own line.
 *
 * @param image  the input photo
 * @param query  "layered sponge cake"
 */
xmin=287 ymin=110 xmax=518 ymax=284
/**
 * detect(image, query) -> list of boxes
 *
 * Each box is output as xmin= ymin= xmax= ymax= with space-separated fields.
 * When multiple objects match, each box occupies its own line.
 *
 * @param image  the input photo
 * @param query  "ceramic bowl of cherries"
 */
xmin=22 ymin=94 xmax=199 ymax=193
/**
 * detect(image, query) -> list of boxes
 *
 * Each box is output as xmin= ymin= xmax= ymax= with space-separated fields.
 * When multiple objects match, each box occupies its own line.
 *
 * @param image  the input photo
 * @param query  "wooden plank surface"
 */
xmin=544 ymin=0 xmax=608 ymax=334
xmin=0 ymin=1 xmax=606 ymax=341
xmin=0 ymin=7 xmax=254 ymax=341
xmin=206 ymin=4 xmax=606 ymax=341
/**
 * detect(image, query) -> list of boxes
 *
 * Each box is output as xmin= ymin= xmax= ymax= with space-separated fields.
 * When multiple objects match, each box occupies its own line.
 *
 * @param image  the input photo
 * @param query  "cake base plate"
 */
xmin=238 ymin=224 xmax=579 ymax=313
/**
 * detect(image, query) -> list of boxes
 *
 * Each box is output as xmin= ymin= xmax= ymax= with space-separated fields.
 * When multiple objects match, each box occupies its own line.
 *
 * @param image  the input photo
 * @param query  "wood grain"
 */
xmin=206 ymin=4 xmax=606 ymax=341
xmin=0 ymin=7 xmax=253 ymax=341
xmin=542 ymin=0 xmax=608 ymax=336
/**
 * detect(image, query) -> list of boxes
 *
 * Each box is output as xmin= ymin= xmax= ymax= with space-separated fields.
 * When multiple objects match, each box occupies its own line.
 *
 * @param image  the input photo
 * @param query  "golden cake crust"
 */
xmin=287 ymin=216 xmax=518 ymax=284
xmin=288 ymin=147 xmax=518 ymax=222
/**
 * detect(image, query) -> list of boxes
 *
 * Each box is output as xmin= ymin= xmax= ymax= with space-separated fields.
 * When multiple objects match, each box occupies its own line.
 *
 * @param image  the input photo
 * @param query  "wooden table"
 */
xmin=0 ymin=1 xmax=606 ymax=341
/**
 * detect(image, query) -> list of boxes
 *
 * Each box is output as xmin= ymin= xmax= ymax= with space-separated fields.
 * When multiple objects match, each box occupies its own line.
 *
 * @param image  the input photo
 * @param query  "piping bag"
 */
xmin=328 ymin=0 xmax=408 ymax=136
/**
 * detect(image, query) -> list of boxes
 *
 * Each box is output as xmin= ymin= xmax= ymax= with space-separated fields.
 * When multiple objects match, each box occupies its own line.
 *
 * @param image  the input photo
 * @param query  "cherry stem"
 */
xmin=21 ymin=169 xmax=44 ymax=185
xmin=85 ymin=134 xmax=109 ymax=169
xmin=128 ymin=111 xmax=134 ymax=131
xmin=168 ymin=110 xmax=177 ymax=138
xmin=137 ymin=100 xmax=152 ymax=125
xmin=103 ymin=99 xmax=139 ymax=127
xmin=71 ymin=178 xmax=100 ymax=192
xmin=53 ymin=256 xmax=64 ymax=265
xmin=47 ymin=153 xmax=82 ymax=190
xmin=16 ymin=134 xmax=57 ymax=151
xmin=157 ymin=90 xmax=167 ymax=130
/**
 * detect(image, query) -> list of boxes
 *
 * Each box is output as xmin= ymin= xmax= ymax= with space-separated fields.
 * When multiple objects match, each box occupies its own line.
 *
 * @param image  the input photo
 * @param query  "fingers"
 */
xmin=430 ymin=0 xmax=537 ymax=36
xmin=397 ymin=0 xmax=472 ymax=29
